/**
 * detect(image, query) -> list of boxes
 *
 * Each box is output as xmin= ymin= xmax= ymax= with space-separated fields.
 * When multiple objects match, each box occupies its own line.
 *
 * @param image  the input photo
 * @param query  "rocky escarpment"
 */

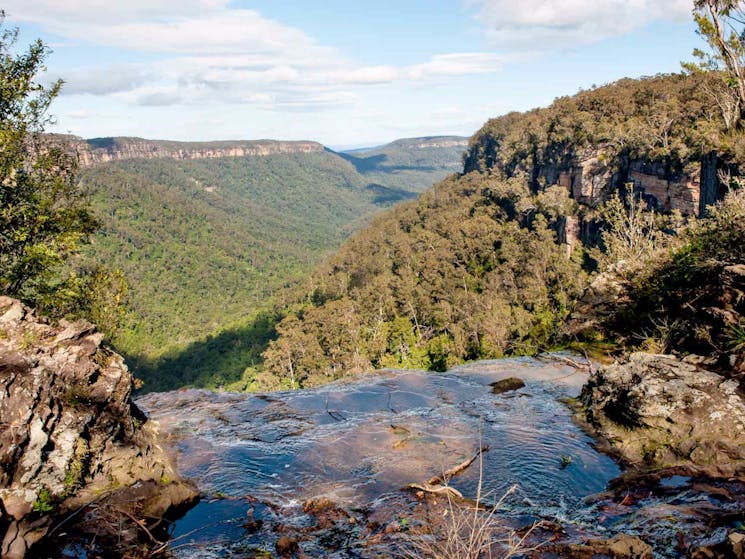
xmin=461 ymin=75 xmax=731 ymax=219
xmin=55 ymin=135 xmax=325 ymax=167
xmin=580 ymin=353 xmax=745 ymax=479
xmin=387 ymin=136 xmax=469 ymax=150
xmin=0 ymin=297 xmax=198 ymax=558
xmin=465 ymin=137 xmax=714 ymax=218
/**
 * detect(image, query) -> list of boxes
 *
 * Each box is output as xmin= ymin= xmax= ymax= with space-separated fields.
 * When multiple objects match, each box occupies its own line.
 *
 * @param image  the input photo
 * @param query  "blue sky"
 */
xmin=4 ymin=1 xmax=698 ymax=148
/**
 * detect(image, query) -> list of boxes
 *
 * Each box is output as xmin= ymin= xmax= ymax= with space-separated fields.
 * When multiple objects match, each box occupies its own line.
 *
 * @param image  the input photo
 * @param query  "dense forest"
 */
xmin=341 ymin=136 xmax=468 ymax=194
xmin=75 ymin=139 xmax=467 ymax=390
xmin=262 ymin=71 xmax=745 ymax=389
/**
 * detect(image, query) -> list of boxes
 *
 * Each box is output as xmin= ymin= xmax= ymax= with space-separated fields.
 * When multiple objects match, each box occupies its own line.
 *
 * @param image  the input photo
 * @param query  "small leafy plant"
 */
xmin=32 ymin=487 xmax=55 ymax=514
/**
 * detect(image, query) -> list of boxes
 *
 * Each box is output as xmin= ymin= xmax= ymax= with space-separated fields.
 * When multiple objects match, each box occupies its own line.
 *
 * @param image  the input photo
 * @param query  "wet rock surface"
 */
xmin=0 ymin=297 xmax=197 ymax=558
xmin=137 ymin=357 xmax=619 ymax=558
xmin=138 ymin=356 xmax=745 ymax=558
xmin=581 ymin=352 xmax=745 ymax=479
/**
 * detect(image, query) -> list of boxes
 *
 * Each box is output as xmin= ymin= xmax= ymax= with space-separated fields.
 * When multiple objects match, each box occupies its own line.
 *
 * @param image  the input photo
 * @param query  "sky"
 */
xmin=3 ymin=0 xmax=700 ymax=148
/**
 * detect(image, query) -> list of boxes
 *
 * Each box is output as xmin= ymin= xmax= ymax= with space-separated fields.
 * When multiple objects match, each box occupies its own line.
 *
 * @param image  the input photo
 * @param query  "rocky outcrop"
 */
xmin=580 ymin=353 xmax=745 ymax=479
xmin=0 ymin=297 xmax=198 ymax=558
xmin=390 ymin=137 xmax=469 ymax=150
xmin=53 ymin=135 xmax=325 ymax=167
xmin=465 ymin=133 xmax=716 ymax=217
xmin=555 ymin=149 xmax=704 ymax=216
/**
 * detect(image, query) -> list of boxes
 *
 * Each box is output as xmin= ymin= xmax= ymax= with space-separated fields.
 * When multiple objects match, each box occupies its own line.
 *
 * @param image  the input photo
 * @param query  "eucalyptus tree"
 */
xmin=0 ymin=13 xmax=98 ymax=310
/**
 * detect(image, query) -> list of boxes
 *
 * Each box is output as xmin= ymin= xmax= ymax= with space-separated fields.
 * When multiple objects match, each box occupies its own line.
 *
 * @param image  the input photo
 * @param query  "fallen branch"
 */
xmin=536 ymin=353 xmax=593 ymax=373
xmin=112 ymin=507 xmax=163 ymax=545
xmin=407 ymin=483 xmax=464 ymax=500
xmin=47 ymin=487 xmax=119 ymax=537
xmin=427 ymin=445 xmax=489 ymax=486
xmin=324 ymin=395 xmax=346 ymax=422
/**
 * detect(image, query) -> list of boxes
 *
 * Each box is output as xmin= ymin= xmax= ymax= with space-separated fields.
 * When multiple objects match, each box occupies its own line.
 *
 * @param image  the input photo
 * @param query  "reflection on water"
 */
xmin=138 ymin=356 xmax=624 ymax=556
xmin=138 ymin=356 xmax=744 ymax=558
xmin=141 ymin=357 xmax=616 ymax=506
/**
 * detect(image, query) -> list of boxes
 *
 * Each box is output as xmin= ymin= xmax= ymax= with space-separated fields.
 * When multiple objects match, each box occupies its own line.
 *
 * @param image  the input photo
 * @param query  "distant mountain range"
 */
xmin=71 ymin=134 xmax=468 ymax=390
xmin=339 ymin=136 xmax=468 ymax=195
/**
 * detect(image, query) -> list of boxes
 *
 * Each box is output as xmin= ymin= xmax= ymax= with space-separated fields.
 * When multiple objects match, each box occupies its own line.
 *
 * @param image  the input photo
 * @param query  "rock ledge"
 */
xmin=580 ymin=352 xmax=745 ymax=479
xmin=0 ymin=297 xmax=198 ymax=558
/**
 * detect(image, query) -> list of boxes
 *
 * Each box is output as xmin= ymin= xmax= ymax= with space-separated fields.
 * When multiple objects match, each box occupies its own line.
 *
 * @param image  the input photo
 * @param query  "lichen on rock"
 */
xmin=580 ymin=352 xmax=745 ymax=479
xmin=0 ymin=297 xmax=198 ymax=558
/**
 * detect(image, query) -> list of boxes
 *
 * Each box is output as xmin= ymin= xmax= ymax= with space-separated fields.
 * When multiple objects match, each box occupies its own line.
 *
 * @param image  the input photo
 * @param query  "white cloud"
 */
xmin=66 ymin=109 xmax=91 ymax=119
xmin=49 ymin=64 xmax=151 ymax=95
xmin=407 ymin=53 xmax=504 ymax=79
xmin=341 ymin=66 xmax=399 ymax=85
xmin=4 ymin=0 xmax=506 ymax=115
xmin=2 ymin=0 xmax=227 ymax=24
xmin=467 ymin=0 xmax=692 ymax=49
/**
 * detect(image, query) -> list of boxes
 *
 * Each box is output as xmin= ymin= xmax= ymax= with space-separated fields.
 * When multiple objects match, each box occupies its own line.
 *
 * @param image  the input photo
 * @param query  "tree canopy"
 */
xmin=0 ymin=14 xmax=98 ymax=311
xmin=688 ymin=0 xmax=745 ymax=126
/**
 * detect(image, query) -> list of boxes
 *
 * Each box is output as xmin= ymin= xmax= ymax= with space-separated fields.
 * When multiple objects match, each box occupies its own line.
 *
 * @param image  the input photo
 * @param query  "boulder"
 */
xmin=0 ymin=297 xmax=198 ymax=558
xmin=580 ymin=352 xmax=745 ymax=478
xmin=490 ymin=377 xmax=526 ymax=394
xmin=556 ymin=534 xmax=654 ymax=558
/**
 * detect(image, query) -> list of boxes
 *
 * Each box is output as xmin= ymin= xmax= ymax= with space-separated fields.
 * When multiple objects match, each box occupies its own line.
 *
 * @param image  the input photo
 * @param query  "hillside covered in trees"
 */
xmin=340 ymin=136 xmax=468 ymax=195
xmin=262 ymin=71 xmax=745 ymax=388
xmin=75 ymin=137 xmax=467 ymax=390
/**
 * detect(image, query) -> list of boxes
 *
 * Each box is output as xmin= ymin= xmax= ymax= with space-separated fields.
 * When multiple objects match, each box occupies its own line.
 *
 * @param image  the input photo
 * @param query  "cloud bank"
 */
xmin=467 ymin=0 xmax=692 ymax=49
xmin=4 ymin=0 xmax=506 ymax=111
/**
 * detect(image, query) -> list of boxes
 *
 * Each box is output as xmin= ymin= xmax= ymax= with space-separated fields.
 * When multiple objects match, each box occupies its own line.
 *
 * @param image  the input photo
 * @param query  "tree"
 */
xmin=688 ymin=0 xmax=745 ymax=126
xmin=0 ymin=13 xmax=98 ymax=310
xmin=590 ymin=190 xmax=661 ymax=273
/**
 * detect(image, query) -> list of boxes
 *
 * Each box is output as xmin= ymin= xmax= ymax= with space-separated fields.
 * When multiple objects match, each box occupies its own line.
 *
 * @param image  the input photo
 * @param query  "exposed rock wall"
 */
xmin=402 ymin=138 xmax=469 ymax=150
xmin=554 ymin=149 xmax=703 ymax=216
xmin=56 ymin=136 xmax=325 ymax=167
xmin=464 ymin=133 xmax=718 ymax=217
xmin=0 ymin=297 xmax=197 ymax=558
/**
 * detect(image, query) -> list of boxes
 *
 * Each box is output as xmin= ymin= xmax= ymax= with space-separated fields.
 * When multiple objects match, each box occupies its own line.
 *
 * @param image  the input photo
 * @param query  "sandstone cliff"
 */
xmin=0 ymin=297 xmax=198 ymax=558
xmin=387 ymin=136 xmax=469 ymax=150
xmin=464 ymin=137 xmax=712 ymax=218
xmin=54 ymin=135 xmax=325 ymax=168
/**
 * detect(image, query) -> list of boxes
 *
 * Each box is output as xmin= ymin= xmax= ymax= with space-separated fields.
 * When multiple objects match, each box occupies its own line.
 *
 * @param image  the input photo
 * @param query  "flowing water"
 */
xmin=137 ymin=356 xmax=745 ymax=558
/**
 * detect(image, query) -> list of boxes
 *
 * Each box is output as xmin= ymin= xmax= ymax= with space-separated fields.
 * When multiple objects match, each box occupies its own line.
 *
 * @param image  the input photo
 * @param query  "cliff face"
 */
xmin=58 ymin=136 xmax=325 ymax=167
xmin=465 ymin=137 xmax=710 ymax=218
xmin=0 ymin=297 xmax=198 ymax=558
xmin=555 ymin=148 xmax=705 ymax=216
xmin=388 ymin=137 xmax=469 ymax=150
xmin=462 ymin=74 xmax=732 ymax=219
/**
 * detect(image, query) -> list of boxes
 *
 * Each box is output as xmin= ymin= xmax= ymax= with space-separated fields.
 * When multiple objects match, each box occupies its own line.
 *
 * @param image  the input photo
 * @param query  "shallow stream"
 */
xmin=137 ymin=356 xmax=745 ymax=558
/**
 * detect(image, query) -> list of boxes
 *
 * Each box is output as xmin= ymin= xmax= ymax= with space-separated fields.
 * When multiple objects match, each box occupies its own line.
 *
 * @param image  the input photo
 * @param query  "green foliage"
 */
xmin=80 ymin=152 xmax=379 ymax=377
xmin=464 ymin=73 xmax=735 ymax=180
xmin=597 ymin=189 xmax=745 ymax=357
xmin=686 ymin=1 xmax=745 ymax=127
xmin=79 ymin=140 xmax=464 ymax=391
xmin=0 ymin=17 xmax=98 ymax=312
xmin=63 ymin=438 xmax=88 ymax=495
xmin=131 ymin=311 xmax=278 ymax=392
xmin=727 ymin=320 xmax=745 ymax=352
xmin=589 ymin=190 xmax=664 ymax=272
xmin=340 ymin=136 xmax=467 ymax=195
xmin=264 ymin=173 xmax=588 ymax=386
xmin=32 ymin=487 xmax=55 ymax=514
